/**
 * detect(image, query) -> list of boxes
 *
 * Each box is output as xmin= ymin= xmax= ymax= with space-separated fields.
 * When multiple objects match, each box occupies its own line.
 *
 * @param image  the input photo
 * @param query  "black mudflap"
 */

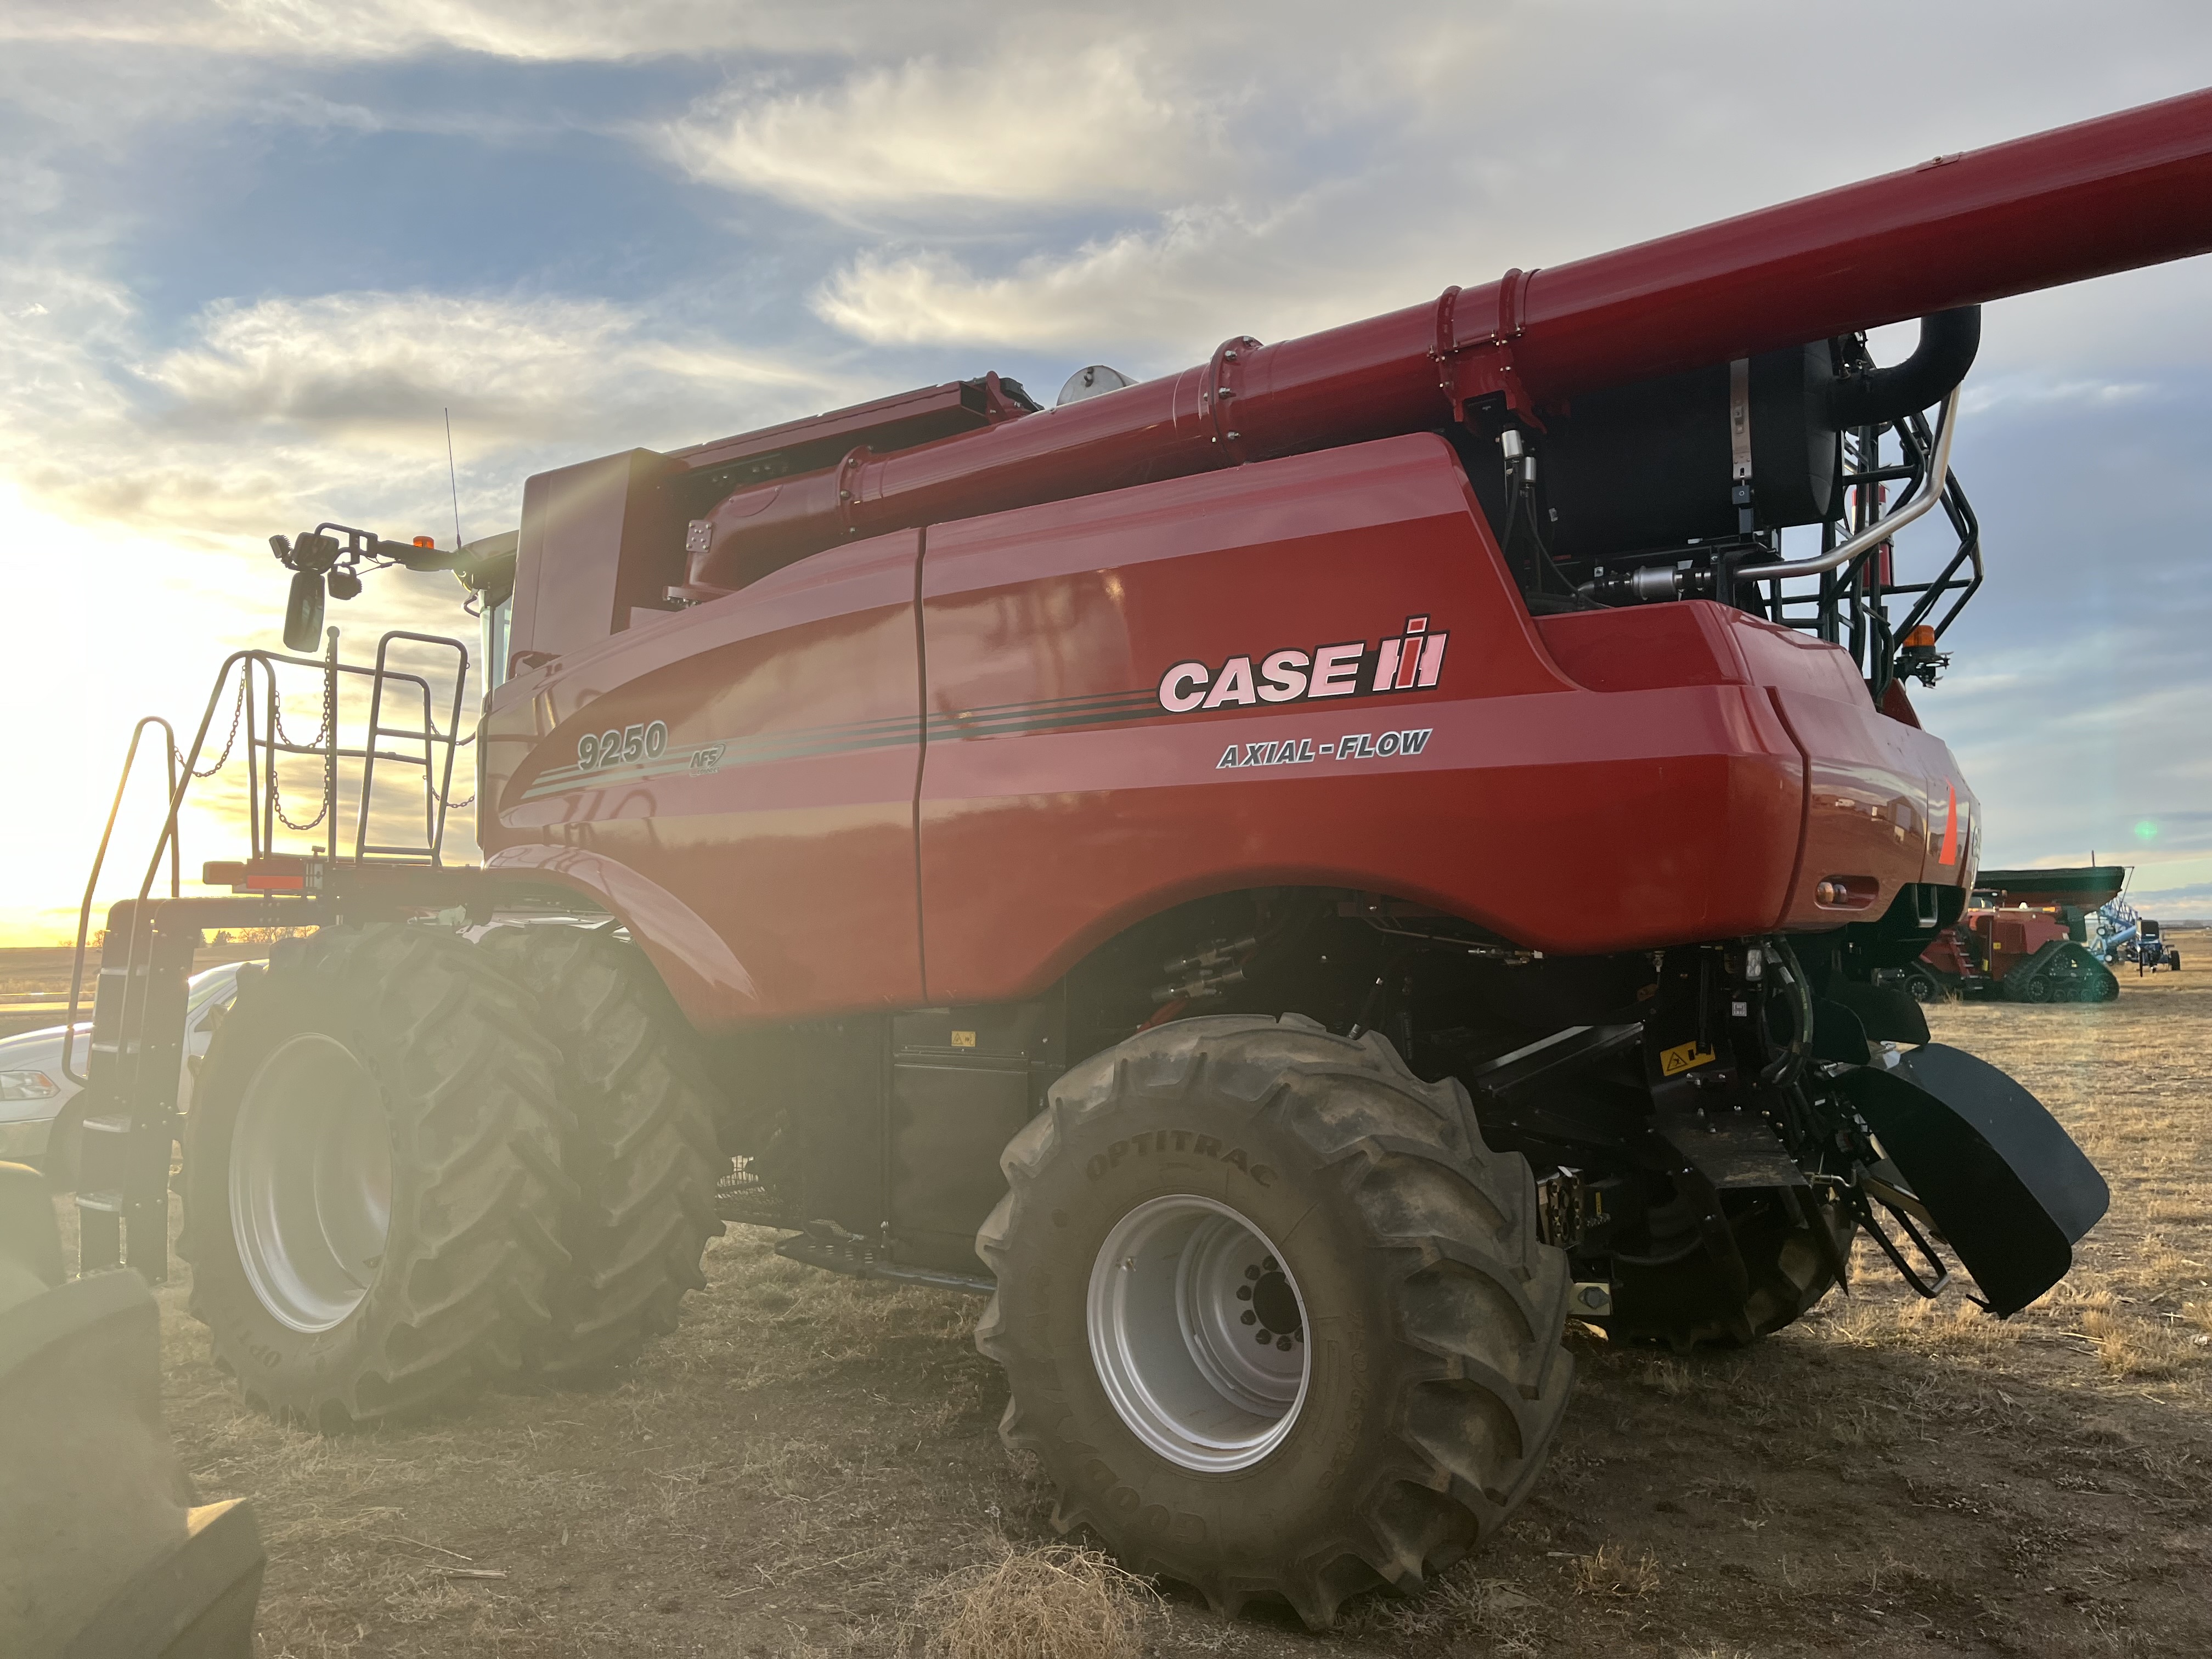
xmin=1838 ymin=1044 xmax=2108 ymax=1316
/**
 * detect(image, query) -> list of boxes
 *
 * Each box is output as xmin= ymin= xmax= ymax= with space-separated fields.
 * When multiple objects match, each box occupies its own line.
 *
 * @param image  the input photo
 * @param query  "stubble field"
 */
xmin=110 ymin=930 xmax=2212 ymax=1656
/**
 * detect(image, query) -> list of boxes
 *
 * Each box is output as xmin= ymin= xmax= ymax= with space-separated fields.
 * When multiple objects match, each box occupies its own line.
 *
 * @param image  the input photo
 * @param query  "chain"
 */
xmin=268 ymin=748 xmax=331 ymax=833
xmin=319 ymin=656 xmax=337 ymax=825
xmin=269 ymin=662 xmax=338 ymax=835
xmin=270 ymin=681 xmax=330 ymax=753
xmin=432 ymin=725 xmax=478 ymax=811
xmin=175 ymin=677 xmax=248 ymax=780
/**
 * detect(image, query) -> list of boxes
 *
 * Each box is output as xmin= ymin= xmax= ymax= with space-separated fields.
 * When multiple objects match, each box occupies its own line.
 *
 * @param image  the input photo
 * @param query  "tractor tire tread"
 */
xmin=1602 ymin=1187 xmax=1858 ymax=1352
xmin=184 ymin=924 xmax=568 ymax=1427
xmin=975 ymin=1013 xmax=1573 ymax=1628
xmin=477 ymin=925 xmax=725 ymax=1379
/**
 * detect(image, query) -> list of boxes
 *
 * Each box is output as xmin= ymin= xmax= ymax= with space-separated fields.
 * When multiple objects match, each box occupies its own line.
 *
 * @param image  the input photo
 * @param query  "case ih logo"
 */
xmin=1156 ymin=617 xmax=1448 ymax=714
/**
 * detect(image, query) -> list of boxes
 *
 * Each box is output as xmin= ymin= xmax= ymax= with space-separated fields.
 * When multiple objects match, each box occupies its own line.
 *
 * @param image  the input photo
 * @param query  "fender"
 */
xmin=1839 ymin=1043 xmax=2108 ymax=1316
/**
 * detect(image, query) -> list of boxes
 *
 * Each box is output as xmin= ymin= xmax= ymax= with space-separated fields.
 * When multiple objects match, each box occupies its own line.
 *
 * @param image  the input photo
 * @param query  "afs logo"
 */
xmin=1156 ymin=616 xmax=1448 ymax=714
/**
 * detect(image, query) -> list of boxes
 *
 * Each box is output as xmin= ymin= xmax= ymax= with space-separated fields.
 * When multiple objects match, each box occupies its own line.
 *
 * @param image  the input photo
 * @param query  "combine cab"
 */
xmin=1911 ymin=866 xmax=2125 ymax=1003
xmin=57 ymin=93 xmax=2212 ymax=1628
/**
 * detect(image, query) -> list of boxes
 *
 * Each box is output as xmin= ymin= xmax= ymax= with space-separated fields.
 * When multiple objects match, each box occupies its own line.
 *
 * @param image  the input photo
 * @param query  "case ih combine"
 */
xmin=58 ymin=92 xmax=2212 ymax=1627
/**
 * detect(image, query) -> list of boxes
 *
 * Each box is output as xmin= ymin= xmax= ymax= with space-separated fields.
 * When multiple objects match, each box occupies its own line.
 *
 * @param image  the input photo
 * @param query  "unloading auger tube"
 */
xmin=672 ymin=91 xmax=2212 ymax=592
xmin=68 ymin=88 xmax=2204 ymax=1637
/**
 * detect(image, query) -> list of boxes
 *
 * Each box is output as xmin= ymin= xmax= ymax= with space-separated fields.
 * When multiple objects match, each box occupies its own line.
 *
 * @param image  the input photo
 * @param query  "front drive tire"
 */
xmin=975 ymin=1014 xmax=1574 ymax=1629
xmin=183 ymin=926 xmax=571 ymax=1429
xmin=1602 ymin=1186 xmax=1858 ymax=1352
xmin=477 ymin=924 xmax=725 ymax=1378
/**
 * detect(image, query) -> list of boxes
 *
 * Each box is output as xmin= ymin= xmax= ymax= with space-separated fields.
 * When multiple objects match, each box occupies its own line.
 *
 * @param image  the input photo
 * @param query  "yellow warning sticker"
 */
xmin=1659 ymin=1040 xmax=1716 ymax=1077
xmin=951 ymin=1030 xmax=977 ymax=1049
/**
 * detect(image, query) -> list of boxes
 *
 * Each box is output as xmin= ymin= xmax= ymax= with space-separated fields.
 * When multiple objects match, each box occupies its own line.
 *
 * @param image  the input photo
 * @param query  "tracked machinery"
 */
xmin=59 ymin=92 xmax=2212 ymax=1628
xmin=1911 ymin=866 xmax=2127 ymax=1003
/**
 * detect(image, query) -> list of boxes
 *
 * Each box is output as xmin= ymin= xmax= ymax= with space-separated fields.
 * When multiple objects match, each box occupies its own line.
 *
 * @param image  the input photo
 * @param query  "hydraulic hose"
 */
xmin=1827 ymin=307 xmax=1982 ymax=428
xmin=1757 ymin=941 xmax=1816 ymax=1087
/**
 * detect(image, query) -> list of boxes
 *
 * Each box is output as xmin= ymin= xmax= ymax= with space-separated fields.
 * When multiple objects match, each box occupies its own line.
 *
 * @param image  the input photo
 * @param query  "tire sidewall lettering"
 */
xmin=1084 ymin=1127 xmax=1274 ymax=1186
xmin=1006 ymin=1098 xmax=1387 ymax=1551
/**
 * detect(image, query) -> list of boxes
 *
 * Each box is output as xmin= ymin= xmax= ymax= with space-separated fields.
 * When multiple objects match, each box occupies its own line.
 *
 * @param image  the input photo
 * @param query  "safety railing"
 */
xmin=63 ymin=629 xmax=472 ymax=1077
xmin=59 ymin=718 xmax=180 ymax=1085
xmin=1747 ymin=394 xmax=1984 ymax=704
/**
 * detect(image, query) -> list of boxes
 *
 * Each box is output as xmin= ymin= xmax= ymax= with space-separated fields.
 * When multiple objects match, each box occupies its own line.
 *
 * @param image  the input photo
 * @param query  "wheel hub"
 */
xmin=1086 ymin=1194 xmax=1310 ymax=1472
xmin=229 ymin=1032 xmax=392 ymax=1334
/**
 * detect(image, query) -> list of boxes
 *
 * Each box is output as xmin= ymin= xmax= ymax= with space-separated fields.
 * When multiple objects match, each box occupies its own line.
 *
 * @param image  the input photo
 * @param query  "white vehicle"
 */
xmin=0 ymin=961 xmax=262 ymax=1181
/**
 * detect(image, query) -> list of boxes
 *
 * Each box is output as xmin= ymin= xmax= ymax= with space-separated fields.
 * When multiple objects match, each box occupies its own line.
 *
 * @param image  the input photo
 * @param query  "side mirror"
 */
xmin=283 ymin=569 xmax=326 ymax=652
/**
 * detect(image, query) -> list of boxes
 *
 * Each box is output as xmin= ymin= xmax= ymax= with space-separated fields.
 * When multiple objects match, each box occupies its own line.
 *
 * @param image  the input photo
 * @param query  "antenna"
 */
xmin=444 ymin=408 xmax=464 ymax=552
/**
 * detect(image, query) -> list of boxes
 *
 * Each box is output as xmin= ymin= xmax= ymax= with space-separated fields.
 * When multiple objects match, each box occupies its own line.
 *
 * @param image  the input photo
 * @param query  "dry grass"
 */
xmin=103 ymin=925 xmax=2212 ymax=1656
xmin=904 ymin=1545 xmax=1161 ymax=1659
xmin=1569 ymin=1543 xmax=1660 ymax=1598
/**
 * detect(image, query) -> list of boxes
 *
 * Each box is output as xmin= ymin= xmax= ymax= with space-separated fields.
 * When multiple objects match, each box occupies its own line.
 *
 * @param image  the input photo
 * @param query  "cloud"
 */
xmin=0 ymin=0 xmax=1155 ymax=66
xmin=663 ymin=42 xmax=1222 ymax=216
xmin=139 ymin=291 xmax=820 ymax=447
xmin=810 ymin=196 xmax=1353 ymax=352
xmin=0 ymin=273 xmax=851 ymax=548
xmin=2127 ymin=879 xmax=2212 ymax=920
xmin=0 ymin=1 xmax=816 ymax=61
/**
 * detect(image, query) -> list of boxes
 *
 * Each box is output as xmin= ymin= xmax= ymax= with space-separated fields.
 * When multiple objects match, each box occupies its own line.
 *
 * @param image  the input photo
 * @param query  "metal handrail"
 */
xmin=358 ymin=632 xmax=470 ymax=866
xmin=65 ymin=633 xmax=473 ymax=1087
xmin=1734 ymin=383 xmax=1962 ymax=582
xmin=61 ymin=718 xmax=179 ymax=1086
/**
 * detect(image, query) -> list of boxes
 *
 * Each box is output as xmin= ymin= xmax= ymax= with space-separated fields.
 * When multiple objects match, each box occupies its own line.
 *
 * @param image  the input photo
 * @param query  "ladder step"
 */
xmin=76 ymin=1190 xmax=123 ymax=1214
xmin=83 ymin=1115 xmax=132 ymax=1136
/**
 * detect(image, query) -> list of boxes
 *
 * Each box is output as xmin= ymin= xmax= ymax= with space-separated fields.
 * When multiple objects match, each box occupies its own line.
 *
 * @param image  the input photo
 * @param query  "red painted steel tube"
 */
xmin=696 ymin=89 xmax=2212 ymax=591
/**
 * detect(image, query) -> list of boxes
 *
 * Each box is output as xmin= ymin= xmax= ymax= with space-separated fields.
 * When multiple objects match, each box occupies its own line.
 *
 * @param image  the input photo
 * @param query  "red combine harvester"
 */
xmin=1909 ymin=866 xmax=2126 ymax=1003
xmin=59 ymin=93 xmax=2212 ymax=1626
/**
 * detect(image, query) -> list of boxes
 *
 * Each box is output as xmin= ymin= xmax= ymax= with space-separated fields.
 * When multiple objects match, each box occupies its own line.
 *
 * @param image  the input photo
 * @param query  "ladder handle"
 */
xmin=64 ymin=714 xmax=180 ymax=1086
xmin=71 ymin=636 xmax=478 ymax=1088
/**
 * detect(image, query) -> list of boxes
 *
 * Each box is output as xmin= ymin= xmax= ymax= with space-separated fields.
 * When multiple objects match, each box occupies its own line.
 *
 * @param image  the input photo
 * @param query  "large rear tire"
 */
xmin=975 ymin=1014 xmax=1573 ymax=1629
xmin=183 ymin=926 xmax=571 ymax=1428
xmin=477 ymin=924 xmax=725 ymax=1377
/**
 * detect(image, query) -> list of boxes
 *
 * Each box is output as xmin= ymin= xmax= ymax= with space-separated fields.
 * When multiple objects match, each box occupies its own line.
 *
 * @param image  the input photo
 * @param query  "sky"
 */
xmin=2 ymin=1 xmax=2209 ymax=944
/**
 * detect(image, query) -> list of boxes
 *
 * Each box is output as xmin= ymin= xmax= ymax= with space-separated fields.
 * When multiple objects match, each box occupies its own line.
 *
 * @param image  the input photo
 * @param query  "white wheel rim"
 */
xmin=1086 ymin=1194 xmax=1310 ymax=1472
xmin=229 ymin=1032 xmax=392 ymax=1334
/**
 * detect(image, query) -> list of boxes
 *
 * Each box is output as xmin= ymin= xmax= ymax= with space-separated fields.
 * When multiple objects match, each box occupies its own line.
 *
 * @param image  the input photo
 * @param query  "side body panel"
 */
xmin=479 ymin=433 xmax=1980 ymax=1030
xmin=479 ymin=535 xmax=926 ymax=1029
xmin=917 ymin=436 xmax=1822 ymax=1004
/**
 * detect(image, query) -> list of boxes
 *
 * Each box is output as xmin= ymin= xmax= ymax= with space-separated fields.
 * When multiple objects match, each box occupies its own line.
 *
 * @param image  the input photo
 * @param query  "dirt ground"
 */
xmin=113 ymin=932 xmax=2212 ymax=1656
